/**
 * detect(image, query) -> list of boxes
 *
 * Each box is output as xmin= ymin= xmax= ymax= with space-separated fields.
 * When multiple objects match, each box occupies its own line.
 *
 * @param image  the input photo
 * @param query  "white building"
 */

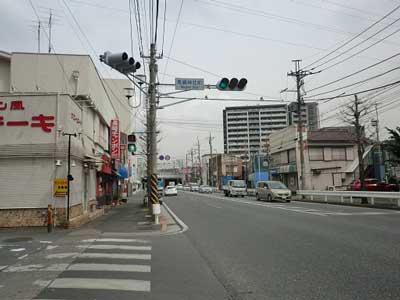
xmin=223 ymin=103 xmax=319 ymax=156
xmin=0 ymin=51 xmax=136 ymax=227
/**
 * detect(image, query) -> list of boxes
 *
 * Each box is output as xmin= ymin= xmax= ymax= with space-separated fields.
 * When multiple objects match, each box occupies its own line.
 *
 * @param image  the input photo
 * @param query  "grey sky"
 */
xmin=1 ymin=0 xmax=400 ymax=161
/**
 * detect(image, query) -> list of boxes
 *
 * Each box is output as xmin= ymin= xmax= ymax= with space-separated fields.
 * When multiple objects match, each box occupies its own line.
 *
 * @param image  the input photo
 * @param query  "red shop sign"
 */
xmin=110 ymin=119 xmax=120 ymax=159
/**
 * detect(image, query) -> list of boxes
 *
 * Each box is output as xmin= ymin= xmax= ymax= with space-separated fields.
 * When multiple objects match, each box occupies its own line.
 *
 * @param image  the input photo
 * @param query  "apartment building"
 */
xmin=223 ymin=103 xmax=319 ymax=156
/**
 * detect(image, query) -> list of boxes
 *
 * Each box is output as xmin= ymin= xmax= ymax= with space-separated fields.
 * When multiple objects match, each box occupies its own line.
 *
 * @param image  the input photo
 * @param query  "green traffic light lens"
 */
xmin=128 ymin=144 xmax=136 ymax=152
xmin=218 ymin=78 xmax=229 ymax=89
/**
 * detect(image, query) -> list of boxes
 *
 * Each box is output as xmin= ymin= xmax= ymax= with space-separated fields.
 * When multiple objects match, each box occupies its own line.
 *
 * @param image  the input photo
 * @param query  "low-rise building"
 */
xmin=208 ymin=154 xmax=243 ymax=189
xmin=0 ymin=51 xmax=135 ymax=227
xmin=269 ymin=126 xmax=362 ymax=191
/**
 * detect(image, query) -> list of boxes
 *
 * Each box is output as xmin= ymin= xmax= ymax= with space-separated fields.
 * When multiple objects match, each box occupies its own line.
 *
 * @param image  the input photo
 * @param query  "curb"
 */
xmin=293 ymin=198 xmax=400 ymax=210
xmin=162 ymin=202 xmax=189 ymax=234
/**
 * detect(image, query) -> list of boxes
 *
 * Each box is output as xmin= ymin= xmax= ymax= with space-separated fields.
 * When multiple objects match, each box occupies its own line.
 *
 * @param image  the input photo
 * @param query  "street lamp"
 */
xmin=62 ymin=132 xmax=77 ymax=227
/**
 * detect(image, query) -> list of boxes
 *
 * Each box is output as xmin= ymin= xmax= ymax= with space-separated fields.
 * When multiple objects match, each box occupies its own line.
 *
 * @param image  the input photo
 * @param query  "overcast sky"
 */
xmin=2 ymin=0 xmax=400 ymax=161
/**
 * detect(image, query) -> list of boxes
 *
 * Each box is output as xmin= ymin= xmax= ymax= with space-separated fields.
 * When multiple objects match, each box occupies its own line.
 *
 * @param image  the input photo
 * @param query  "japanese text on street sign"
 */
xmin=53 ymin=178 xmax=68 ymax=197
xmin=0 ymin=100 xmax=55 ymax=133
xmin=110 ymin=119 xmax=120 ymax=159
xmin=175 ymin=78 xmax=204 ymax=90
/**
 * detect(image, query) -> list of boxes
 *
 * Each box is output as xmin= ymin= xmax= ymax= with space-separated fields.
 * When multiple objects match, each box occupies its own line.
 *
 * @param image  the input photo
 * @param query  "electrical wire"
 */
xmin=306 ymin=66 xmax=400 ymax=98
xmin=305 ymin=79 xmax=400 ymax=102
xmin=303 ymin=3 xmax=400 ymax=69
xmin=154 ymin=0 xmax=160 ymax=44
xmin=307 ymin=51 xmax=400 ymax=92
xmin=162 ymin=0 xmax=184 ymax=82
xmin=161 ymin=0 xmax=167 ymax=54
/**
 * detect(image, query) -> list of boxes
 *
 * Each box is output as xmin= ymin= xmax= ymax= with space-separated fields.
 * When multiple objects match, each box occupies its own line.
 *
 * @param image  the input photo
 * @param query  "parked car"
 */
xmin=157 ymin=185 xmax=164 ymax=197
xmin=176 ymin=184 xmax=183 ymax=190
xmin=223 ymin=180 xmax=247 ymax=197
xmin=256 ymin=181 xmax=291 ymax=202
xmin=190 ymin=184 xmax=199 ymax=192
xmin=199 ymin=185 xmax=213 ymax=193
xmin=183 ymin=185 xmax=191 ymax=191
xmin=164 ymin=185 xmax=178 ymax=196
xmin=350 ymin=178 xmax=397 ymax=191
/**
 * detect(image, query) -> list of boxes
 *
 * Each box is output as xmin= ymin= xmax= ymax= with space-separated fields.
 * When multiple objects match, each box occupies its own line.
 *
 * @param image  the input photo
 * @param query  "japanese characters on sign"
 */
xmin=110 ymin=119 xmax=120 ymax=159
xmin=0 ymin=99 xmax=55 ymax=133
xmin=175 ymin=78 xmax=204 ymax=90
xmin=53 ymin=178 xmax=68 ymax=197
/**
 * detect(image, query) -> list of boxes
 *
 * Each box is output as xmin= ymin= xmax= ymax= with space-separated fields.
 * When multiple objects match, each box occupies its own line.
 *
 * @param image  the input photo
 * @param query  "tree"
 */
xmin=385 ymin=126 xmax=400 ymax=163
xmin=343 ymin=95 xmax=369 ymax=201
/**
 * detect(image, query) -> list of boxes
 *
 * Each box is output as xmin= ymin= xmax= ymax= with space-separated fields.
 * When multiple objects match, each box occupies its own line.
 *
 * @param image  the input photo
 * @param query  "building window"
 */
xmin=309 ymin=147 xmax=324 ymax=161
xmin=332 ymin=147 xmax=346 ymax=160
xmin=289 ymin=149 xmax=296 ymax=162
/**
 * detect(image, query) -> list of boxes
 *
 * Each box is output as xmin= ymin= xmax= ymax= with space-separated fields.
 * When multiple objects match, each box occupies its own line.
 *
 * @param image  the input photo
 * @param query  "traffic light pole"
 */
xmin=62 ymin=132 xmax=77 ymax=227
xmin=147 ymin=43 xmax=160 ymax=211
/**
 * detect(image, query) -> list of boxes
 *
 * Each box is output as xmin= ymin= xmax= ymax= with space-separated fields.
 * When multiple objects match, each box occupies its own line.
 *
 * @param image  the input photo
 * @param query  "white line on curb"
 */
xmin=162 ymin=202 xmax=189 ymax=233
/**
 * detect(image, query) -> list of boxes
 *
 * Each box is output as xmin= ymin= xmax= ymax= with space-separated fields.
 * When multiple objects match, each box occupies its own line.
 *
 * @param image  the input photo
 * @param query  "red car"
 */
xmin=350 ymin=178 xmax=397 ymax=191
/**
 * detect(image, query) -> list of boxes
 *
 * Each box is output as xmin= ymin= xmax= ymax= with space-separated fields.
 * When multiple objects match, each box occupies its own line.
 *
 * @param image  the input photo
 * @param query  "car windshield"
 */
xmin=268 ymin=181 xmax=288 ymax=189
xmin=231 ymin=180 xmax=245 ymax=187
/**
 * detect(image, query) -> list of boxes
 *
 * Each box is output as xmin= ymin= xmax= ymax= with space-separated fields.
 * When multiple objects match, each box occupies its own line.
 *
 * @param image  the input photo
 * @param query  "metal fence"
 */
xmin=297 ymin=190 xmax=400 ymax=207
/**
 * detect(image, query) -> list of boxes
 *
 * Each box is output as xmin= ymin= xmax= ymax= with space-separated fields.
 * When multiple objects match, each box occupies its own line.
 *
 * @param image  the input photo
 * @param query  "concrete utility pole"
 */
xmin=37 ymin=21 xmax=41 ymax=53
xmin=197 ymin=137 xmax=202 ymax=185
xmin=374 ymin=103 xmax=384 ymax=181
xmin=209 ymin=133 xmax=214 ymax=186
xmin=191 ymin=149 xmax=194 ymax=183
xmin=288 ymin=60 xmax=318 ymax=191
xmin=48 ymin=9 xmax=52 ymax=53
xmin=354 ymin=95 xmax=366 ymax=192
xmin=146 ymin=43 xmax=159 ymax=209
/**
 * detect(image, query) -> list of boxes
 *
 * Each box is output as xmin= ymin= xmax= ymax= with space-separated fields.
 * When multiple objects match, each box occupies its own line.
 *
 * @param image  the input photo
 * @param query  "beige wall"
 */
xmin=0 ymin=58 xmax=10 ymax=92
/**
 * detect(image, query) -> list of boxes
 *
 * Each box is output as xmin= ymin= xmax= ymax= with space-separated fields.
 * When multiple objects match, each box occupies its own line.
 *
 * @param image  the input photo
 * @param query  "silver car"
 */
xmin=199 ymin=185 xmax=213 ymax=193
xmin=256 ymin=181 xmax=291 ymax=202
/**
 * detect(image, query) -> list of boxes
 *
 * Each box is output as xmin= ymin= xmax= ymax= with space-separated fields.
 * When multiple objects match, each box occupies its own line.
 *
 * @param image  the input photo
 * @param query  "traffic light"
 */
xmin=128 ymin=134 xmax=137 ymax=154
xmin=100 ymin=51 xmax=141 ymax=74
xmin=216 ymin=77 xmax=247 ymax=91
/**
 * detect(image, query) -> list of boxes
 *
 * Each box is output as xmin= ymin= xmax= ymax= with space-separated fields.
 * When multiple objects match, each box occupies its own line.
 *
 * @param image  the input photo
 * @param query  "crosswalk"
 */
xmin=33 ymin=237 xmax=153 ymax=299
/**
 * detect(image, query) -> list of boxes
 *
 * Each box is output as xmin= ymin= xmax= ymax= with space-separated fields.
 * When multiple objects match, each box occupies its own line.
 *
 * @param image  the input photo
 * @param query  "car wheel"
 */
xmin=267 ymin=194 xmax=273 ymax=202
xmin=286 ymin=200 xmax=291 ymax=203
xmin=241 ymin=195 xmax=244 ymax=198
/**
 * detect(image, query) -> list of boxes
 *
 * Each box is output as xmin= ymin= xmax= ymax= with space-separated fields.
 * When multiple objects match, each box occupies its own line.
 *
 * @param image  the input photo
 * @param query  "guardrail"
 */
xmin=297 ymin=190 xmax=400 ymax=207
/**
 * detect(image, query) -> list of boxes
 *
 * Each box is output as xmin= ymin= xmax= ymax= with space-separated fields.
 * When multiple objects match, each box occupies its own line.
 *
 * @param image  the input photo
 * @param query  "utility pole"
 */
xmin=288 ymin=60 xmax=318 ymax=191
xmin=197 ymin=137 xmax=202 ymax=185
xmin=62 ymin=132 xmax=77 ymax=227
xmin=354 ymin=95 xmax=366 ymax=192
xmin=48 ymin=9 xmax=52 ymax=53
xmin=146 ymin=43 xmax=159 ymax=209
xmin=37 ymin=21 xmax=41 ymax=53
xmin=191 ymin=149 xmax=194 ymax=183
xmin=374 ymin=103 xmax=384 ymax=181
xmin=209 ymin=133 xmax=214 ymax=186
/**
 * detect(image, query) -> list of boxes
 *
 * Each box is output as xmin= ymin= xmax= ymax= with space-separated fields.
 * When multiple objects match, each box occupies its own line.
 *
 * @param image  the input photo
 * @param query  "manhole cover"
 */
xmin=3 ymin=237 xmax=33 ymax=243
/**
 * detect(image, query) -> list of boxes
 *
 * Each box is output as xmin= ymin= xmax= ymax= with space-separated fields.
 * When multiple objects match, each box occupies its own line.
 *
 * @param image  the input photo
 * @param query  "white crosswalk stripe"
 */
xmin=37 ymin=237 xmax=153 ymax=297
xmin=77 ymin=244 xmax=151 ymax=251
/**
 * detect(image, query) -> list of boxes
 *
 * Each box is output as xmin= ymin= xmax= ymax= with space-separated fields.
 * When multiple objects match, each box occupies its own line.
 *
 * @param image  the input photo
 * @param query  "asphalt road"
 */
xmin=1 ymin=192 xmax=399 ymax=300
xmin=165 ymin=191 xmax=400 ymax=300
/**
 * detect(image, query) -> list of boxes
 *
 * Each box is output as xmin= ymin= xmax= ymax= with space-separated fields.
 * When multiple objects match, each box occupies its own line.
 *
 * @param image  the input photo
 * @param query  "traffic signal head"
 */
xmin=216 ymin=77 xmax=247 ymax=91
xmin=128 ymin=134 xmax=136 ymax=143
xmin=128 ymin=143 xmax=137 ymax=153
xmin=100 ymin=51 xmax=141 ymax=74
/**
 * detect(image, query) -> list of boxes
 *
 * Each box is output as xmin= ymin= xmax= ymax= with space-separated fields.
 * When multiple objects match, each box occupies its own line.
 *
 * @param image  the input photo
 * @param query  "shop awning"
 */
xmin=118 ymin=165 xmax=129 ymax=179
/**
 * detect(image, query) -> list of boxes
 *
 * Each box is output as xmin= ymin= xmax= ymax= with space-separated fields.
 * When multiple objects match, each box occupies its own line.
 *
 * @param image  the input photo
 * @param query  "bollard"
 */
xmin=47 ymin=204 xmax=53 ymax=233
xmin=152 ymin=203 xmax=161 ymax=225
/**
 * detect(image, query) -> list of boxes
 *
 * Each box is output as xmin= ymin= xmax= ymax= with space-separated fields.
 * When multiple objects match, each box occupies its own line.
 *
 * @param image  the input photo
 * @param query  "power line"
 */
xmin=161 ymin=0 xmax=167 ymax=54
xmin=313 ymin=14 xmax=400 ymax=71
xmin=307 ymin=51 xmax=400 ymax=92
xmin=303 ymin=3 xmax=400 ymax=69
xmin=306 ymin=66 xmax=400 ymax=98
xmin=306 ymin=79 xmax=400 ymax=102
xmin=319 ymin=26 xmax=400 ymax=72
xmin=162 ymin=0 xmax=184 ymax=82
xmin=154 ymin=0 xmax=160 ymax=44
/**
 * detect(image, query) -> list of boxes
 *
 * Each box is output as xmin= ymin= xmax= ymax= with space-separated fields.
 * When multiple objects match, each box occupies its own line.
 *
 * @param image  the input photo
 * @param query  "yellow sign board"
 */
xmin=54 ymin=178 xmax=68 ymax=197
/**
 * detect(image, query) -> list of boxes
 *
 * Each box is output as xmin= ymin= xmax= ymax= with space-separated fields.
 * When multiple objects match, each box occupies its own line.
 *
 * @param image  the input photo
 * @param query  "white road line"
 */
xmin=68 ymin=263 xmax=151 ymax=272
xmin=0 ymin=265 xmax=8 ymax=271
xmin=10 ymin=248 xmax=26 ymax=252
xmin=77 ymin=244 xmax=152 ymax=251
xmin=79 ymin=253 xmax=151 ymax=260
xmin=4 ymin=264 xmax=69 ymax=272
xmin=46 ymin=253 xmax=79 ymax=259
xmin=81 ymin=238 xmax=150 ymax=243
xmin=206 ymin=203 xmax=222 ymax=209
xmin=49 ymin=278 xmax=151 ymax=292
xmin=17 ymin=254 xmax=28 ymax=260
